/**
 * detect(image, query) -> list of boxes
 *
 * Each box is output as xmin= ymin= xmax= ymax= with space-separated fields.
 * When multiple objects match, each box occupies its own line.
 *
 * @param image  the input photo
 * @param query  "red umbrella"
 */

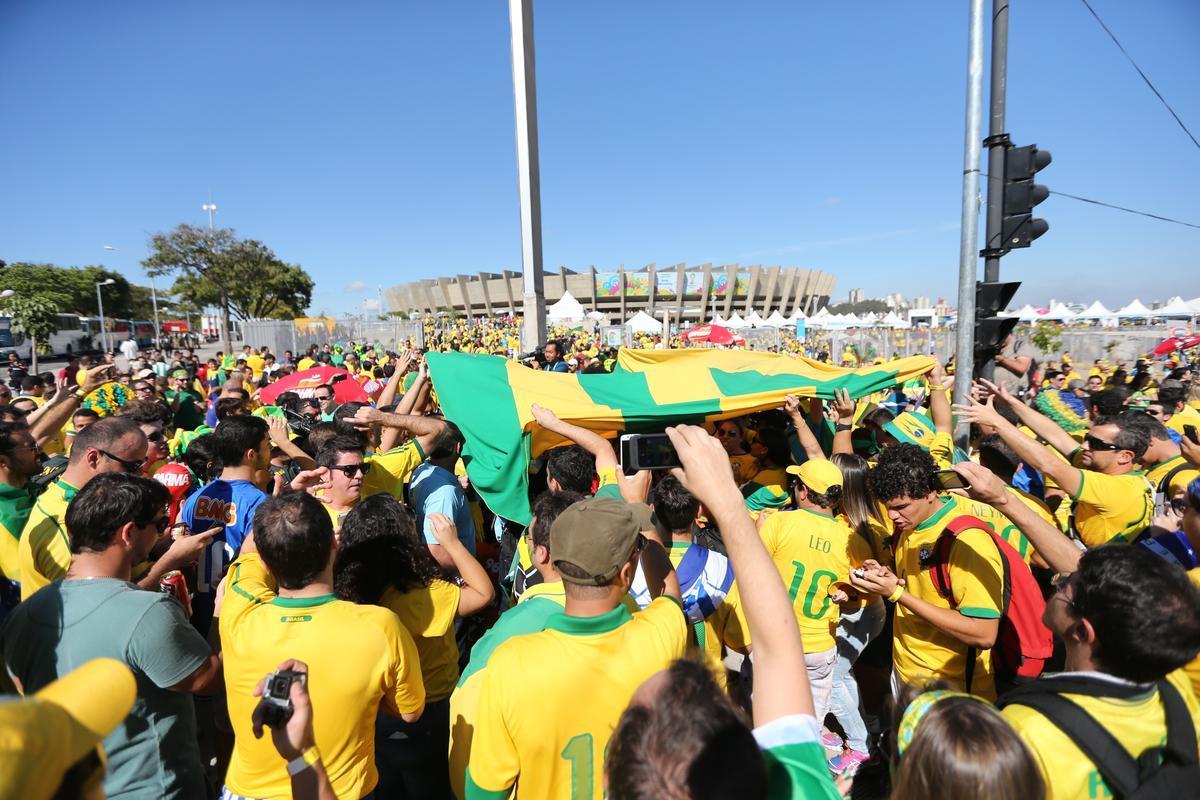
xmin=258 ymin=366 xmax=369 ymax=406
xmin=686 ymin=324 xmax=737 ymax=345
xmin=1152 ymin=335 xmax=1200 ymax=357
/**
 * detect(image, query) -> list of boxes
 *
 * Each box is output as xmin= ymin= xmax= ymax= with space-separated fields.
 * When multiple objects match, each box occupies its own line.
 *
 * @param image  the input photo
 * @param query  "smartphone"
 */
xmin=934 ymin=469 xmax=971 ymax=492
xmin=1184 ymin=425 xmax=1199 ymax=445
xmin=255 ymin=669 xmax=307 ymax=729
xmin=620 ymin=433 xmax=681 ymax=472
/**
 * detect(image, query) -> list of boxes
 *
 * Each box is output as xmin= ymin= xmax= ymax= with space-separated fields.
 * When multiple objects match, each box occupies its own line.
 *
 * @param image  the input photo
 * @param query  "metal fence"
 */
xmin=240 ymin=318 xmax=425 ymax=356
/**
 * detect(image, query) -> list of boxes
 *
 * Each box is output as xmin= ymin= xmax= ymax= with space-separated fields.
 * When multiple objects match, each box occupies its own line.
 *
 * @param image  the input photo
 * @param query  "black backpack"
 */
xmin=1000 ymin=676 xmax=1200 ymax=799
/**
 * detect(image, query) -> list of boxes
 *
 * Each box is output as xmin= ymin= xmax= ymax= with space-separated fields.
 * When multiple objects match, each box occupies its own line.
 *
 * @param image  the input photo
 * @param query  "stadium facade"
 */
xmin=384 ymin=263 xmax=836 ymax=321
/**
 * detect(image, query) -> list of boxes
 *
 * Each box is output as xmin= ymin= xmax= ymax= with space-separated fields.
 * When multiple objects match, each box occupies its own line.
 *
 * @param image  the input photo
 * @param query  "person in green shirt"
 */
xmin=0 ymin=422 xmax=39 ymax=611
xmin=166 ymin=370 xmax=206 ymax=432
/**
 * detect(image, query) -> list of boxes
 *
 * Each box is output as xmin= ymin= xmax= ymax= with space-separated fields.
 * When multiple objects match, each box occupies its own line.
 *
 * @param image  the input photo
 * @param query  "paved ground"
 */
xmin=4 ymin=339 xmax=235 ymax=387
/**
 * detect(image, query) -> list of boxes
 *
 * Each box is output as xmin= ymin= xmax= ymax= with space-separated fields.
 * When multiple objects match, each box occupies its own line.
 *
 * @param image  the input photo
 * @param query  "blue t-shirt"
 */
xmin=408 ymin=462 xmax=476 ymax=553
xmin=180 ymin=478 xmax=268 ymax=634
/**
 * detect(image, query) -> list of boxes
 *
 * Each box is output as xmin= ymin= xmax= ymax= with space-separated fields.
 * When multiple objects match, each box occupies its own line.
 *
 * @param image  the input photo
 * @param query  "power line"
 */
xmin=1078 ymin=0 xmax=1200 ymax=153
xmin=1049 ymin=189 xmax=1200 ymax=230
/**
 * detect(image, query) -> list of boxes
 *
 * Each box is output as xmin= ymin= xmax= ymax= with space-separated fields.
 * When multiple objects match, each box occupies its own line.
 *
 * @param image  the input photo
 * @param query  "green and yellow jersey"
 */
xmin=0 ymin=482 xmax=35 ymax=588
xmin=892 ymin=497 xmax=1005 ymax=701
xmin=17 ymin=479 xmax=76 ymax=600
xmin=363 ymin=439 xmax=426 ymax=499
xmin=221 ymin=553 xmax=425 ymax=800
xmin=1071 ymin=469 xmax=1153 ymax=548
xmin=759 ymin=508 xmax=872 ymax=653
xmin=465 ymin=596 xmax=687 ymax=800
xmin=1146 ymin=455 xmax=1200 ymax=500
xmin=382 ymin=579 xmax=461 ymax=702
xmin=1003 ymin=670 xmax=1200 ymax=800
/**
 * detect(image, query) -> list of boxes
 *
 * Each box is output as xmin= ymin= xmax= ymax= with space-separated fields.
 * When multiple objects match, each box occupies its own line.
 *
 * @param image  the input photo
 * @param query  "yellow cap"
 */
xmin=0 ymin=658 xmax=136 ymax=800
xmin=785 ymin=459 xmax=844 ymax=494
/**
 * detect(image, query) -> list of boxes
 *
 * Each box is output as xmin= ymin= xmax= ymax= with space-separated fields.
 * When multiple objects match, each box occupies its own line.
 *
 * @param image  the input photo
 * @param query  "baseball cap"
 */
xmin=627 ymin=503 xmax=655 ymax=533
xmin=0 ymin=658 xmax=137 ymax=800
xmin=170 ymin=369 xmax=189 ymax=379
xmin=785 ymin=459 xmax=844 ymax=494
xmin=550 ymin=497 xmax=642 ymax=586
xmin=883 ymin=411 xmax=936 ymax=449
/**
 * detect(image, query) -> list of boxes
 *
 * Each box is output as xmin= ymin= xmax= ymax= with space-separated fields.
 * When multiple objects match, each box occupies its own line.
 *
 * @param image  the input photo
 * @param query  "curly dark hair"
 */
xmin=334 ymin=493 xmax=441 ymax=602
xmin=868 ymin=442 xmax=937 ymax=503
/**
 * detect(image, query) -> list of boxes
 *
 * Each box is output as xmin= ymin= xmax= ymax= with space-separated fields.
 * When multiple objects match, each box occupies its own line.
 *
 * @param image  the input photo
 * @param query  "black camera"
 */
xmin=255 ymin=669 xmax=306 ymax=729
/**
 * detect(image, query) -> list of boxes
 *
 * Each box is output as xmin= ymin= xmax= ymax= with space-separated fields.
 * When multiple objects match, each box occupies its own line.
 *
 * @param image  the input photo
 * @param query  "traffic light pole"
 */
xmin=978 ymin=0 xmax=1010 ymax=382
xmin=952 ymin=0 xmax=987 ymax=450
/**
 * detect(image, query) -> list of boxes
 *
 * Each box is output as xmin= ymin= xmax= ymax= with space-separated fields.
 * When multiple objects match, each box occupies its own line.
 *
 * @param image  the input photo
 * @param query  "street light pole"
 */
xmin=106 ymin=245 xmax=162 ymax=348
xmin=202 ymin=203 xmax=218 ymax=232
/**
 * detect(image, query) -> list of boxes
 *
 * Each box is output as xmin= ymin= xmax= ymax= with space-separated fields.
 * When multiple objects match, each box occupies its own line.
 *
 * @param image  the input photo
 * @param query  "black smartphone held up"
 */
xmin=934 ymin=469 xmax=971 ymax=492
xmin=1184 ymin=425 xmax=1199 ymax=445
xmin=254 ymin=669 xmax=306 ymax=729
xmin=620 ymin=433 xmax=681 ymax=473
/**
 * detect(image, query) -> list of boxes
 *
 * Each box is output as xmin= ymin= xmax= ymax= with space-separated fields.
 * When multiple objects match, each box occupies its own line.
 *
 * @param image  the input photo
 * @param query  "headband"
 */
xmin=896 ymin=690 xmax=987 ymax=757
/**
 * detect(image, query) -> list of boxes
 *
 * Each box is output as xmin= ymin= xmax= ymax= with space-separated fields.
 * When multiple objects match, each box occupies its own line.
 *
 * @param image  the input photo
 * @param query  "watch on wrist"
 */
xmin=835 ymin=423 xmax=853 ymax=432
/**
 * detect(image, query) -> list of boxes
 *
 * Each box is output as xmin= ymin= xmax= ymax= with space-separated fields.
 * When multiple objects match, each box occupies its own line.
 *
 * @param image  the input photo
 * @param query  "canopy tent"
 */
xmin=881 ymin=311 xmax=909 ymax=329
xmin=708 ymin=313 xmax=727 ymax=326
xmin=745 ymin=311 xmax=767 ymax=328
xmin=1151 ymin=297 xmax=1196 ymax=319
xmin=585 ymin=310 xmax=607 ymax=321
xmin=625 ymin=310 xmax=663 ymax=333
xmin=1189 ymin=298 xmax=1200 ymax=314
xmin=1041 ymin=302 xmax=1076 ymax=322
xmin=1073 ymin=301 xmax=1116 ymax=320
xmin=547 ymin=291 xmax=586 ymax=323
xmin=1015 ymin=304 xmax=1043 ymax=322
xmin=1117 ymin=299 xmax=1153 ymax=318
xmin=726 ymin=312 xmax=749 ymax=329
xmin=841 ymin=313 xmax=862 ymax=326
xmin=860 ymin=312 xmax=878 ymax=325
xmin=764 ymin=310 xmax=789 ymax=327
xmin=786 ymin=309 xmax=807 ymax=324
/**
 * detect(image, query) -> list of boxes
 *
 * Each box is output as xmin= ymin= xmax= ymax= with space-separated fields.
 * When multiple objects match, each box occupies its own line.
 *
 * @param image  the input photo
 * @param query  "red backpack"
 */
xmin=927 ymin=515 xmax=1054 ymax=689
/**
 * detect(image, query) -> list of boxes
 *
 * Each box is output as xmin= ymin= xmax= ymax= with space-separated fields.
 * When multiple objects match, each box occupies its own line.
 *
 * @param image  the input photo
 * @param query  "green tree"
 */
xmin=0 ymin=262 xmax=136 ymax=317
xmin=1030 ymin=321 xmax=1064 ymax=355
xmin=827 ymin=299 xmax=890 ymax=316
xmin=143 ymin=225 xmax=314 ymax=351
xmin=4 ymin=293 xmax=60 ymax=372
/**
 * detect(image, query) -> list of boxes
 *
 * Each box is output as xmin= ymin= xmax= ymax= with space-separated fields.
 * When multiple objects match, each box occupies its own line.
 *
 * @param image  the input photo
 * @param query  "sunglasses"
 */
xmin=314 ymin=395 xmax=333 ymax=402
xmin=142 ymin=515 xmax=172 ymax=534
xmin=328 ymin=462 xmax=371 ymax=478
xmin=98 ymin=449 xmax=146 ymax=474
xmin=1083 ymin=435 xmax=1121 ymax=452
xmin=717 ymin=428 xmax=741 ymax=438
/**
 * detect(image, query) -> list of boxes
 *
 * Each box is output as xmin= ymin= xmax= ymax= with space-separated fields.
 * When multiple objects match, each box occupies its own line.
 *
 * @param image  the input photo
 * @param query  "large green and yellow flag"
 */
xmin=427 ymin=349 xmax=934 ymax=524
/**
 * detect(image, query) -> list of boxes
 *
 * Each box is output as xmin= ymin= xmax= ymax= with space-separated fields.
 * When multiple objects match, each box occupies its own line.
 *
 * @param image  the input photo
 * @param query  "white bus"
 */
xmin=0 ymin=314 xmax=96 ymax=361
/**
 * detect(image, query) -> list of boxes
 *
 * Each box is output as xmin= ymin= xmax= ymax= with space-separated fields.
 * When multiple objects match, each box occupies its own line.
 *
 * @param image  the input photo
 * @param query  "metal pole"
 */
xmin=953 ymin=0 xmax=987 ymax=449
xmin=508 ymin=0 xmax=547 ymax=352
xmin=96 ymin=284 xmax=109 ymax=354
xmin=982 ymin=0 xmax=1009 ymax=284
xmin=150 ymin=275 xmax=162 ymax=348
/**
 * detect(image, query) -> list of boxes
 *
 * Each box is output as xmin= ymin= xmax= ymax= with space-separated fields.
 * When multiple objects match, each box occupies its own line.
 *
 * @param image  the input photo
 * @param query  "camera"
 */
xmin=255 ymin=669 xmax=306 ymax=729
xmin=620 ymin=433 xmax=682 ymax=473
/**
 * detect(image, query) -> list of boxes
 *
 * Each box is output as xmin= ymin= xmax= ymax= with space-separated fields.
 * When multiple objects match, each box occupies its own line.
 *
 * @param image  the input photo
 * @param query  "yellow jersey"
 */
xmin=1071 ymin=469 xmax=1153 ymax=548
xmin=381 ymin=580 xmax=461 ymax=702
xmin=892 ymin=497 xmax=1005 ymax=700
xmin=759 ymin=508 xmax=872 ymax=653
xmin=297 ymin=357 xmax=316 ymax=371
xmin=948 ymin=490 xmax=1057 ymax=564
xmin=364 ymin=440 xmax=426 ymax=499
xmin=465 ymin=597 xmax=687 ymax=799
xmin=1003 ymin=670 xmax=1200 ymax=800
xmin=729 ymin=453 xmax=759 ymax=486
xmin=1166 ymin=405 xmax=1200 ymax=438
xmin=1185 ymin=570 xmax=1200 ymax=702
xmin=0 ymin=482 xmax=34 ymax=586
xmin=17 ymin=479 xmax=77 ymax=600
xmin=1146 ymin=455 xmax=1200 ymax=500
xmin=221 ymin=553 xmax=425 ymax=800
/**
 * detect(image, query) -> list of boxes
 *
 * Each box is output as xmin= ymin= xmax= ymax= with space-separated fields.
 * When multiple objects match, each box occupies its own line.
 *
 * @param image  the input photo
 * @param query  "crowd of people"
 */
xmin=1 ymin=326 xmax=1199 ymax=800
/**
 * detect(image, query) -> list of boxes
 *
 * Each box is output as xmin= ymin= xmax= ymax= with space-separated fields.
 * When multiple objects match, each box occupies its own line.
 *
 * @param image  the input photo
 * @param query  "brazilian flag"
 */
xmin=427 ymin=348 xmax=934 ymax=524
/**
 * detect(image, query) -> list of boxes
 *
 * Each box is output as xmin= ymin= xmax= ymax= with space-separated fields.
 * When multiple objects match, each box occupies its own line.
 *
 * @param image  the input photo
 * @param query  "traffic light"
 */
xmin=974 ymin=280 xmax=1021 ymax=363
xmin=1001 ymin=144 xmax=1051 ymax=249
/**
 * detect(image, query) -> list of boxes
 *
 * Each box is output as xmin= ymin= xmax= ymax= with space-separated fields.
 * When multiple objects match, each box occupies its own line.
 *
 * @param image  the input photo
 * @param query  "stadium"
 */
xmin=384 ymin=263 xmax=836 ymax=322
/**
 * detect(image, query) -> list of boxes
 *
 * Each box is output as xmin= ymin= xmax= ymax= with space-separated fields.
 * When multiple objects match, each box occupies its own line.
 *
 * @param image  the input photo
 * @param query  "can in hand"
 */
xmin=159 ymin=570 xmax=192 ymax=618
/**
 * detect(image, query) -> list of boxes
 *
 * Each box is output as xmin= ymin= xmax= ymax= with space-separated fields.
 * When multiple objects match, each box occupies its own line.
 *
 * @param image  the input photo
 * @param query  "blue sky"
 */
xmin=2 ymin=0 xmax=1197 ymax=314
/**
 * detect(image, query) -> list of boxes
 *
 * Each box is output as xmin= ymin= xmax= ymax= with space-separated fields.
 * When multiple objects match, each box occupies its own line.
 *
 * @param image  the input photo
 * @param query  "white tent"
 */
xmin=708 ymin=313 xmax=727 ymax=326
xmin=841 ymin=312 xmax=862 ymax=326
xmin=547 ymin=291 xmax=586 ymax=323
xmin=585 ymin=310 xmax=607 ymax=321
xmin=1188 ymin=298 xmax=1200 ymax=314
xmin=745 ymin=311 xmax=766 ymax=328
xmin=1151 ymin=297 xmax=1196 ymax=319
xmin=726 ymin=312 xmax=749 ymax=329
xmin=1042 ymin=302 xmax=1076 ymax=322
xmin=860 ymin=312 xmax=878 ymax=326
xmin=881 ymin=310 xmax=909 ymax=329
xmin=764 ymin=310 xmax=789 ymax=327
xmin=1074 ymin=301 xmax=1116 ymax=320
xmin=786 ymin=309 xmax=807 ymax=324
xmin=811 ymin=307 xmax=832 ymax=321
xmin=625 ymin=310 xmax=662 ymax=333
xmin=1117 ymin=299 xmax=1153 ymax=318
xmin=1015 ymin=304 xmax=1043 ymax=322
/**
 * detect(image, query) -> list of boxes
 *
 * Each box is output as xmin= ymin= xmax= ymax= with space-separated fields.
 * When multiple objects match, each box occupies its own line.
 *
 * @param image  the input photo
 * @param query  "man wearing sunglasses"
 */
xmin=19 ymin=417 xmax=148 ymax=600
xmin=119 ymin=400 xmax=172 ymax=477
xmin=957 ymin=384 xmax=1153 ymax=549
xmin=0 ymin=422 xmax=43 ymax=613
xmin=3 ymin=473 xmax=223 ymax=800
xmin=314 ymin=436 xmax=371 ymax=531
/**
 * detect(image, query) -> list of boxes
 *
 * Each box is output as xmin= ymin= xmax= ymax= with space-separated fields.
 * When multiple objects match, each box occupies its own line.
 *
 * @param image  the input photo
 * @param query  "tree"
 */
xmin=1030 ymin=321 xmax=1064 ymax=356
xmin=827 ymin=299 xmax=890 ymax=316
xmin=143 ymin=225 xmax=314 ymax=352
xmin=4 ymin=293 xmax=59 ymax=373
xmin=0 ymin=262 xmax=135 ymax=318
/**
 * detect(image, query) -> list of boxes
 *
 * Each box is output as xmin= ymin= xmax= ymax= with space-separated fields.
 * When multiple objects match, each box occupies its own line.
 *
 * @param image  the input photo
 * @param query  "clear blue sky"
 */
xmin=2 ymin=0 xmax=1197 ymax=314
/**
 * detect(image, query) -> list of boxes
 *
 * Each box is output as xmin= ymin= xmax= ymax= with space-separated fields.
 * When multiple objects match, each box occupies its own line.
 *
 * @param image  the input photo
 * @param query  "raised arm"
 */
xmin=783 ymin=394 xmax=826 ymax=461
xmin=954 ymin=392 xmax=1084 ymax=498
xmin=350 ymin=405 xmax=447 ymax=455
xmin=953 ymin=461 xmax=1082 ymax=573
xmin=375 ymin=351 xmax=413 ymax=411
xmin=829 ymin=388 xmax=856 ymax=456
xmin=428 ymin=513 xmax=495 ymax=616
xmin=927 ymin=362 xmax=952 ymax=434
xmin=28 ymin=364 xmax=113 ymax=445
xmin=979 ymin=378 xmax=1081 ymax=458
xmin=266 ymin=416 xmax=316 ymax=471
xmin=530 ymin=403 xmax=618 ymax=473
xmin=665 ymin=424 xmax=812 ymax=726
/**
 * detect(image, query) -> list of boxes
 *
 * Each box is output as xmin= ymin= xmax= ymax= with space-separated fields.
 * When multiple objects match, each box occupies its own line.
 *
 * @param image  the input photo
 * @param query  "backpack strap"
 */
xmin=1157 ymin=679 xmax=1200 ymax=768
xmin=929 ymin=514 xmax=993 ymax=694
xmin=1158 ymin=463 xmax=1192 ymax=496
xmin=1002 ymin=690 xmax=1140 ymax=798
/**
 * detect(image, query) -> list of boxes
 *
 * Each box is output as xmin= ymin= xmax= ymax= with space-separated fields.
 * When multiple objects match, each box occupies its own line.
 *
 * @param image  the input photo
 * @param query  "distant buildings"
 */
xmin=847 ymin=287 xmax=865 ymax=304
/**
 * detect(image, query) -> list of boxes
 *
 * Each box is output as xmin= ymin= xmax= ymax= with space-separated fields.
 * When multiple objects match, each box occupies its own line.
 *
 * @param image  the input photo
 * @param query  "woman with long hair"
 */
xmin=335 ymin=493 xmax=494 ymax=799
xmin=824 ymin=452 xmax=890 ymax=775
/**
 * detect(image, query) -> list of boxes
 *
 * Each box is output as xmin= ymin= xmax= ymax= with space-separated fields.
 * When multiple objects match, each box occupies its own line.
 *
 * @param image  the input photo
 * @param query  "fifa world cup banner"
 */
xmin=655 ymin=272 xmax=677 ymax=297
xmin=595 ymin=272 xmax=620 ymax=298
xmin=625 ymin=275 xmax=649 ymax=297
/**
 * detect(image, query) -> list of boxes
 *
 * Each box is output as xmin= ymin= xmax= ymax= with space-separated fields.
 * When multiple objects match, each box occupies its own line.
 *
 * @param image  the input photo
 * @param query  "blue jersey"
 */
xmin=180 ymin=478 xmax=268 ymax=634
